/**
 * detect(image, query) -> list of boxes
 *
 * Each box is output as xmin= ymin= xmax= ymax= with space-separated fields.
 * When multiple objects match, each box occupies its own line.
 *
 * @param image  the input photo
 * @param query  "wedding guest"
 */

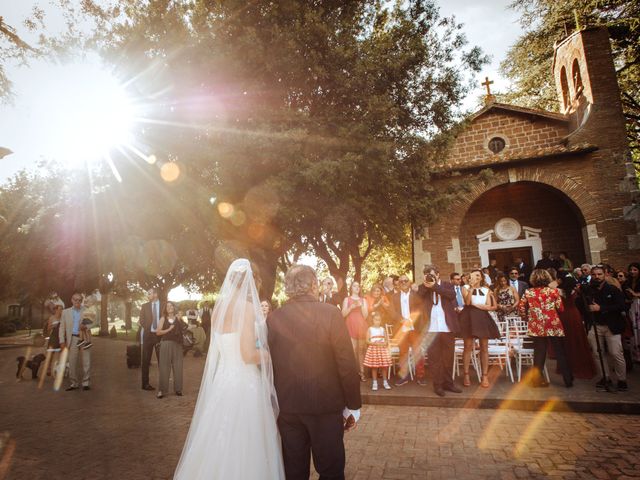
xmin=199 ymin=300 xmax=213 ymax=352
xmin=383 ymin=276 xmax=395 ymax=299
xmin=508 ymin=267 xmax=529 ymax=297
xmin=558 ymin=252 xmax=573 ymax=272
xmin=616 ymin=270 xmax=628 ymax=285
xmin=623 ymin=262 xmax=640 ymax=308
xmin=417 ymin=265 xmax=461 ymax=397
xmin=586 ymin=266 xmax=628 ymax=391
xmin=579 ymin=263 xmax=592 ymax=285
xmin=366 ymin=284 xmax=393 ymax=326
xmin=514 ymin=256 xmax=531 ymax=282
xmin=139 ymin=288 xmax=161 ymax=391
xmin=44 ymin=303 xmax=63 ymax=379
xmin=460 ymin=272 xmax=470 ymax=287
xmin=602 ymin=263 xmax=622 ymax=290
xmin=261 ymin=299 xmax=273 ymax=317
xmin=363 ymin=312 xmax=392 ymax=391
xmin=461 ymin=270 xmax=499 ymax=388
xmin=557 ymin=275 xmax=595 ymax=379
xmin=156 ymin=301 xmax=185 ymax=398
xmin=535 ymin=251 xmax=555 ymax=270
xmin=518 ymin=269 xmax=572 ymax=388
xmin=494 ymin=273 xmax=519 ymax=320
xmin=573 ymin=267 xmax=583 ymax=281
xmin=319 ymin=277 xmax=342 ymax=308
xmin=59 ymin=293 xmax=93 ymax=391
xmin=547 ymin=268 xmax=559 ymax=289
xmin=187 ymin=321 xmax=206 ymax=357
xmin=391 ymin=274 xmax=426 ymax=386
xmin=342 ymin=281 xmax=369 ymax=381
xmin=450 ymin=273 xmax=465 ymax=314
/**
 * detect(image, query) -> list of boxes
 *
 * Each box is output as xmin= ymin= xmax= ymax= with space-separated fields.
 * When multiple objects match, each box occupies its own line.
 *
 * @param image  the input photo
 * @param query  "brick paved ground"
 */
xmin=1 ymin=338 xmax=639 ymax=480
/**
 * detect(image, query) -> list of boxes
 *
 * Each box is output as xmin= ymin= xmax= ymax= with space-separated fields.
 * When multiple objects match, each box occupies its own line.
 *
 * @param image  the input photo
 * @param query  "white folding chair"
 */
xmin=487 ymin=316 xmax=514 ymax=382
xmin=452 ymin=337 xmax=481 ymax=381
xmin=511 ymin=318 xmax=549 ymax=382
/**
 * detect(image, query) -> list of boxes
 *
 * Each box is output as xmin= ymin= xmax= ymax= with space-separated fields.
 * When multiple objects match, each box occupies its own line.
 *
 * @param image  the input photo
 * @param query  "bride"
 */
xmin=174 ymin=259 xmax=285 ymax=479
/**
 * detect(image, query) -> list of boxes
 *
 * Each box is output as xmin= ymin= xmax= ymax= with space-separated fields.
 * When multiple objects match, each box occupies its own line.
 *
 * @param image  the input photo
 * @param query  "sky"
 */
xmin=0 ymin=0 xmax=523 ymax=300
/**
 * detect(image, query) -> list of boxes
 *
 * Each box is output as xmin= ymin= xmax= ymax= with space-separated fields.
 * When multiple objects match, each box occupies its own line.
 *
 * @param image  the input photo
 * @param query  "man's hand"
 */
xmin=343 ymin=414 xmax=357 ymax=432
xmin=588 ymin=303 xmax=601 ymax=312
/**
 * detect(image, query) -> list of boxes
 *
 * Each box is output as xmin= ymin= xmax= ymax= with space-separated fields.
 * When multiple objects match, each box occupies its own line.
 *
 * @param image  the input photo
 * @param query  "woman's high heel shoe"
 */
xmin=480 ymin=375 xmax=490 ymax=388
xmin=463 ymin=373 xmax=471 ymax=387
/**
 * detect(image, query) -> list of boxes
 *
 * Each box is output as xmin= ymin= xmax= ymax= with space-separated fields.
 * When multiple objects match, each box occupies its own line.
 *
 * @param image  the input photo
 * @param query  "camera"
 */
xmin=424 ymin=273 xmax=435 ymax=283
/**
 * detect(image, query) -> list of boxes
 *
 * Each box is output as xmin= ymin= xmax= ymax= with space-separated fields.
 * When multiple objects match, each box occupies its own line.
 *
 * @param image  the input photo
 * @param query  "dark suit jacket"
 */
xmin=416 ymin=282 xmax=460 ymax=334
xmin=390 ymin=290 xmax=425 ymax=333
xmin=267 ymin=294 xmax=362 ymax=414
xmin=139 ymin=301 xmax=156 ymax=332
xmin=591 ymin=282 xmax=627 ymax=334
xmin=511 ymin=280 xmax=529 ymax=298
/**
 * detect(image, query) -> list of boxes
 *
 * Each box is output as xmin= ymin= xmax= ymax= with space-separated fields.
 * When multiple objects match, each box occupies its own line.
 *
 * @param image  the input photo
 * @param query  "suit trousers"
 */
xmin=424 ymin=332 xmax=455 ymax=388
xmin=68 ymin=336 xmax=91 ymax=387
xmin=278 ymin=412 xmax=345 ymax=480
xmin=141 ymin=332 xmax=160 ymax=387
xmin=588 ymin=324 xmax=626 ymax=381
xmin=398 ymin=330 xmax=424 ymax=379
xmin=158 ymin=340 xmax=183 ymax=393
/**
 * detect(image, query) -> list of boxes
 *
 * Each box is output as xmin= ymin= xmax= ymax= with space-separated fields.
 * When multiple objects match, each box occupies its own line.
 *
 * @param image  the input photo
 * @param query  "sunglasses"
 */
xmin=399 ymin=279 xmax=410 ymax=283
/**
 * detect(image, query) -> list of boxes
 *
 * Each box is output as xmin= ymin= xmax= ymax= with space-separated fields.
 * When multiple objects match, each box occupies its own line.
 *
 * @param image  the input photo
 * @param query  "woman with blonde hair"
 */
xmin=461 ymin=269 xmax=500 ymax=388
xmin=518 ymin=269 xmax=573 ymax=388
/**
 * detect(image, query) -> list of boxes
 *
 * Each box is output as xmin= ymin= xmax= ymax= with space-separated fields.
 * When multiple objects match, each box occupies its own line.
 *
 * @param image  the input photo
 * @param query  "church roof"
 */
xmin=469 ymin=102 xmax=568 ymax=124
xmin=440 ymin=142 xmax=597 ymax=172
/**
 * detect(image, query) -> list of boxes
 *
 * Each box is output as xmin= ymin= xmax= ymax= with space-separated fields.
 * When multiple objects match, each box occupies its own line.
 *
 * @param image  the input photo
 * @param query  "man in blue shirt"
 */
xmin=59 ymin=293 xmax=92 ymax=390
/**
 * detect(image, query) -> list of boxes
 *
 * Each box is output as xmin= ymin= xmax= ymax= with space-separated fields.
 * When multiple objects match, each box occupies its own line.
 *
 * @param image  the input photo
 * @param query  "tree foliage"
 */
xmin=500 ymin=0 xmax=640 ymax=160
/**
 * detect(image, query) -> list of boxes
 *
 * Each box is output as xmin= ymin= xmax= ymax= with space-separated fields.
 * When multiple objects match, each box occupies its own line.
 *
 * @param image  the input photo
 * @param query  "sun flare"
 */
xmin=37 ymin=62 xmax=137 ymax=166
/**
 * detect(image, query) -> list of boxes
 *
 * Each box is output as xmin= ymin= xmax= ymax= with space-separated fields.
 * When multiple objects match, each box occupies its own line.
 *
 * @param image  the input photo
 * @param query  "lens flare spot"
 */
xmin=160 ymin=162 xmax=180 ymax=182
xmin=209 ymin=196 xmax=217 ymax=205
xmin=230 ymin=210 xmax=247 ymax=227
xmin=217 ymin=202 xmax=234 ymax=219
xmin=247 ymin=223 xmax=266 ymax=242
xmin=147 ymin=154 xmax=157 ymax=164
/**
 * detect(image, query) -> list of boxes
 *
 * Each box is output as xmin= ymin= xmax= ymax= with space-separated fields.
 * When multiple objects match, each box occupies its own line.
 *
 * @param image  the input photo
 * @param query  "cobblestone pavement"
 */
xmin=1 ymin=339 xmax=639 ymax=480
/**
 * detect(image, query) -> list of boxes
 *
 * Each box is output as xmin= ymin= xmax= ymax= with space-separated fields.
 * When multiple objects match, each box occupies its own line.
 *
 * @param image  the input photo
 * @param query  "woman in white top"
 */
xmin=461 ymin=269 xmax=500 ymax=388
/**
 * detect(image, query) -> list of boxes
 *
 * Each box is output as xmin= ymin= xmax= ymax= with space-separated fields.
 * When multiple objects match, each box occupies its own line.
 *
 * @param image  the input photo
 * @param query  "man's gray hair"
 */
xmin=284 ymin=264 xmax=318 ymax=298
xmin=423 ymin=264 xmax=439 ymax=275
xmin=580 ymin=263 xmax=592 ymax=270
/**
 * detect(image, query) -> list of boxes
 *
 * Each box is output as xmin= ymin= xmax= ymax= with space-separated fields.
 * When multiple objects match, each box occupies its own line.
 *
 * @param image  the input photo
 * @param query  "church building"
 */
xmin=414 ymin=27 xmax=639 ymax=276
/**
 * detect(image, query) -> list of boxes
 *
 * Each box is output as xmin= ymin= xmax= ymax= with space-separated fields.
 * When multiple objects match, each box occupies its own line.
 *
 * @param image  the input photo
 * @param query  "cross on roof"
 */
xmin=481 ymin=76 xmax=494 ymax=96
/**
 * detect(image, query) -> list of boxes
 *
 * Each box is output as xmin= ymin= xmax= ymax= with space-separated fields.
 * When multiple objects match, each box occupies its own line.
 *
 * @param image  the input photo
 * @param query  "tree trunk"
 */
xmin=99 ymin=292 xmax=109 ymax=336
xmin=250 ymin=249 xmax=280 ymax=299
xmin=124 ymin=301 xmax=132 ymax=331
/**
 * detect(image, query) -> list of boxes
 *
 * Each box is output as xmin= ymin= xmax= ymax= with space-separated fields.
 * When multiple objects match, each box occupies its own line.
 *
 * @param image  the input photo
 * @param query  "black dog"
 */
xmin=16 ymin=354 xmax=46 ymax=379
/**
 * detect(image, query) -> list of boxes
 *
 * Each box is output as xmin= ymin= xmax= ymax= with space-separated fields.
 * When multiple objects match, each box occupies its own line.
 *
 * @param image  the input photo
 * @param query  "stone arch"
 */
xmin=450 ymin=168 xmax=600 ymax=233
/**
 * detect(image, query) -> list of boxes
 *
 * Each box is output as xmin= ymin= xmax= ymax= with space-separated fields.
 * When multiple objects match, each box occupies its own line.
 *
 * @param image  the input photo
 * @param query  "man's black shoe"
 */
xmin=65 ymin=386 xmax=78 ymax=391
xmin=142 ymin=385 xmax=155 ymax=391
xmin=416 ymin=379 xmax=428 ymax=387
xmin=596 ymin=378 xmax=609 ymax=391
xmin=433 ymin=386 xmax=446 ymax=397
xmin=395 ymin=377 xmax=410 ymax=387
xmin=443 ymin=384 xmax=463 ymax=394
xmin=617 ymin=380 xmax=628 ymax=392
xmin=82 ymin=386 xmax=91 ymax=391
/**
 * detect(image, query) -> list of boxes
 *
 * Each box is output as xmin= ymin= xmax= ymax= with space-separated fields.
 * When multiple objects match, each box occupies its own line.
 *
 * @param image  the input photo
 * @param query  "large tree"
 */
xmin=500 ymin=0 xmax=640 ymax=162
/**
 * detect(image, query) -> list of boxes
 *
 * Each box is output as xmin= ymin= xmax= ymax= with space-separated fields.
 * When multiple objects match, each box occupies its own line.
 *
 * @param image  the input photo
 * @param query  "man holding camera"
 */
xmin=585 ymin=265 xmax=628 ymax=391
xmin=417 ymin=265 xmax=462 ymax=397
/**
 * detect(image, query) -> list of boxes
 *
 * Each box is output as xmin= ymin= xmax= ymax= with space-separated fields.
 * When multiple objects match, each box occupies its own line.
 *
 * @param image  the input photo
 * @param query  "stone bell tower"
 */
xmin=552 ymin=27 xmax=640 ymax=254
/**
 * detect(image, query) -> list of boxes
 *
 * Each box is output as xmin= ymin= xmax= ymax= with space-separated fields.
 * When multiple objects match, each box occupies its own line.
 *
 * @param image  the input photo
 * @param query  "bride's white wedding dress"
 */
xmin=174 ymin=259 xmax=285 ymax=479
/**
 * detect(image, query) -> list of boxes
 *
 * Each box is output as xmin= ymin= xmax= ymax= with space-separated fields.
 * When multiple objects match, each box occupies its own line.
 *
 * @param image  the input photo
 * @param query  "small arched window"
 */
xmin=572 ymin=59 xmax=583 ymax=96
xmin=560 ymin=66 xmax=570 ymax=110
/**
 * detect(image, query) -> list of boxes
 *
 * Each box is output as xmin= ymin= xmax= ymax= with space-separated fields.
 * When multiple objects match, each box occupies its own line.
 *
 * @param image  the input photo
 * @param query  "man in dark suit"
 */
xmin=535 ymin=251 xmax=555 ymax=270
xmin=319 ymin=276 xmax=343 ymax=308
xmin=391 ymin=274 xmax=426 ymax=386
xmin=514 ymin=257 xmax=531 ymax=282
xmin=508 ymin=267 xmax=529 ymax=298
xmin=199 ymin=301 xmax=213 ymax=352
xmin=417 ymin=265 xmax=462 ymax=397
xmin=268 ymin=265 xmax=361 ymax=480
xmin=139 ymin=288 xmax=161 ymax=390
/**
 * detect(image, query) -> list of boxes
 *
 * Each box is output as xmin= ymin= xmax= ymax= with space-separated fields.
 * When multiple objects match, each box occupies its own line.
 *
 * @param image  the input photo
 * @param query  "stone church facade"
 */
xmin=414 ymin=27 xmax=639 ymax=277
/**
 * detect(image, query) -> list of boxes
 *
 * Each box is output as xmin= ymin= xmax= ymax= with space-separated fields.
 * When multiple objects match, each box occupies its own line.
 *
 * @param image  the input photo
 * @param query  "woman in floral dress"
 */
xmin=518 ymin=269 xmax=573 ymax=388
xmin=494 ymin=273 xmax=519 ymax=321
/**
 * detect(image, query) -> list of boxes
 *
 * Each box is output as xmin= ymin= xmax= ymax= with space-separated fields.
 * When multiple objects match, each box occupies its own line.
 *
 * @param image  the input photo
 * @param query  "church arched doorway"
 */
xmin=459 ymin=181 xmax=587 ymax=272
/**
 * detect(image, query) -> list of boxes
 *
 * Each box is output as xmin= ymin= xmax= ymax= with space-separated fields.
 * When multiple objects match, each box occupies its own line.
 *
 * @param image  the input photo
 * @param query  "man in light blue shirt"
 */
xmin=59 ymin=293 xmax=92 ymax=390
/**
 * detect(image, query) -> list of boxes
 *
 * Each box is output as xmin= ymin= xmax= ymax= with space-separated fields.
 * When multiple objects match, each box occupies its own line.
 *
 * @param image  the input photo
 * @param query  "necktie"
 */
xmin=456 ymin=286 xmax=464 ymax=307
xmin=152 ymin=302 xmax=158 ymax=330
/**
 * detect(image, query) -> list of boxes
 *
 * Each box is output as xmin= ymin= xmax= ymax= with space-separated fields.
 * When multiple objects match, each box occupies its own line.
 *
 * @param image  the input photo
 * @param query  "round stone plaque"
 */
xmin=495 ymin=218 xmax=521 ymax=241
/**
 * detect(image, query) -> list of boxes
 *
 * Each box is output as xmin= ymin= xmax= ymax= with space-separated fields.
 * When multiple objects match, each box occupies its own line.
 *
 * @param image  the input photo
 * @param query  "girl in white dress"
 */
xmin=173 ymin=259 xmax=285 ymax=479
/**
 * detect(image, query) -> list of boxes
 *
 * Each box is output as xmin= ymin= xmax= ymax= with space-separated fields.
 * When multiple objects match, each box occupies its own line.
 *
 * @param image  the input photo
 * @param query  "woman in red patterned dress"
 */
xmin=518 ymin=269 xmax=573 ymax=388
